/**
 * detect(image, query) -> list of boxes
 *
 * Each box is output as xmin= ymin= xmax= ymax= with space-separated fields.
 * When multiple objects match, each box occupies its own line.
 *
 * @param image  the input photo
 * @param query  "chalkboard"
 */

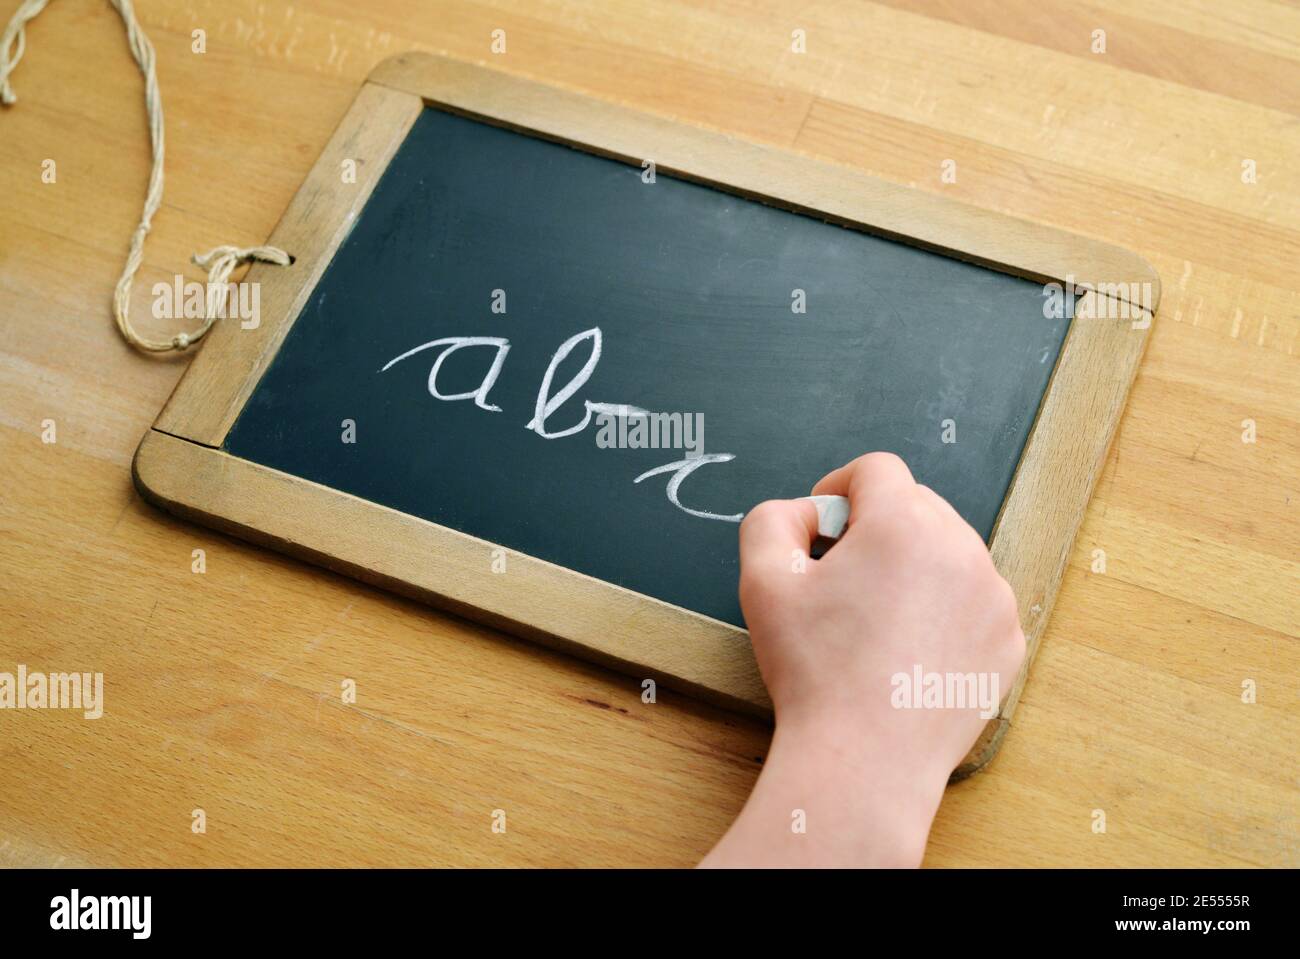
xmin=136 ymin=55 xmax=1158 ymax=769
xmin=222 ymin=106 xmax=1074 ymax=628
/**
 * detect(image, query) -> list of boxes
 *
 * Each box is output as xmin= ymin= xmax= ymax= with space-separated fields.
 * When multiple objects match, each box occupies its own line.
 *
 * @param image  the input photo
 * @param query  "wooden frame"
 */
xmin=133 ymin=53 xmax=1159 ymax=777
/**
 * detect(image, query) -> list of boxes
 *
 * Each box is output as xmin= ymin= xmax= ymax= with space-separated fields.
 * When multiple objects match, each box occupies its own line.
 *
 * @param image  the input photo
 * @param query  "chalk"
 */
xmin=801 ymin=494 xmax=850 ymax=540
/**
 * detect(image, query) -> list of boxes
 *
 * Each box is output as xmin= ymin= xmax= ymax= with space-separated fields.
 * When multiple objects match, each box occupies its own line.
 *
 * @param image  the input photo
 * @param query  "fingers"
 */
xmin=738 ymin=498 xmax=821 ymax=590
xmin=811 ymin=452 xmax=916 ymax=519
xmin=740 ymin=498 xmax=820 ymax=561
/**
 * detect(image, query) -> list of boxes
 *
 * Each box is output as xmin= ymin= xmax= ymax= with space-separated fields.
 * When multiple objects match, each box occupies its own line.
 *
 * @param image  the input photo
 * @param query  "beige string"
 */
xmin=1 ymin=0 xmax=290 ymax=353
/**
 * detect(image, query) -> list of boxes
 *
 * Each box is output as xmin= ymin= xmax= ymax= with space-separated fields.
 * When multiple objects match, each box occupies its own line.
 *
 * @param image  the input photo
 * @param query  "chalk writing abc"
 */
xmin=382 ymin=325 xmax=742 ymax=522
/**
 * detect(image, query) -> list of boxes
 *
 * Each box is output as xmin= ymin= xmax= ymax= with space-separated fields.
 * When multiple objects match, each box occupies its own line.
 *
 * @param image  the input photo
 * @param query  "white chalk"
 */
xmin=802 ymin=494 xmax=850 ymax=540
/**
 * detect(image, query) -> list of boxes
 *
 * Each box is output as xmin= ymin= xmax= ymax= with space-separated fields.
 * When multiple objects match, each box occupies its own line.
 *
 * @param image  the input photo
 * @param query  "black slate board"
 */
xmin=225 ymin=106 xmax=1073 ymax=628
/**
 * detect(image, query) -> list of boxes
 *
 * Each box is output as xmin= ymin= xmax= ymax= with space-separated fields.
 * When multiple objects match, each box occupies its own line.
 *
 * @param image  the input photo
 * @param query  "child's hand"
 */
xmin=701 ymin=452 xmax=1025 ymax=868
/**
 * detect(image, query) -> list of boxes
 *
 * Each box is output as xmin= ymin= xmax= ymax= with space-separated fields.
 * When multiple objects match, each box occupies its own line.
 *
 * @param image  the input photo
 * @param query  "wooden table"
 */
xmin=1 ymin=0 xmax=1295 ymax=868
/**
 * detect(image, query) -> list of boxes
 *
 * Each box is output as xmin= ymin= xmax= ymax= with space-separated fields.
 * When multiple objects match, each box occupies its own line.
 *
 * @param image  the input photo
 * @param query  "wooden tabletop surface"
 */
xmin=1 ymin=0 xmax=1296 ymax=867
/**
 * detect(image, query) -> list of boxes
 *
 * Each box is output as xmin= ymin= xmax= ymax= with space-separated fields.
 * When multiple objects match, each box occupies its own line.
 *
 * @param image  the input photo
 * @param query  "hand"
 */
xmin=700 ymin=453 xmax=1025 ymax=867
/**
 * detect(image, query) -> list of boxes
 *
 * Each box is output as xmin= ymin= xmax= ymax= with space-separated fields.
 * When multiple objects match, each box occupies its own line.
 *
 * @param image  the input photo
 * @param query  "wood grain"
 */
xmin=154 ymin=82 xmax=424 ymax=446
xmin=133 ymin=429 xmax=772 ymax=714
xmin=1 ymin=0 xmax=1295 ymax=867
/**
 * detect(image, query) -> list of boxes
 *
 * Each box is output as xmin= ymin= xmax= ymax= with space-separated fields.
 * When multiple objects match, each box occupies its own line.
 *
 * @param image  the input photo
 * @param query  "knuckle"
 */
xmin=996 ymin=578 xmax=1020 ymax=620
xmin=745 ymin=499 xmax=786 ymax=525
xmin=739 ymin=500 xmax=785 ymax=540
xmin=969 ymin=543 xmax=1002 ymax=581
xmin=844 ymin=451 xmax=908 ymax=485
xmin=858 ymin=494 xmax=926 ymax=540
xmin=943 ymin=536 xmax=991 ymax=581
xmin=903 ymin=495 xmax=932 ymax=524
xmin=860 ymin=450 xmax=906 ymax=471
xmin=738 ymin=507 xmax=772 ymax=551
xmin=1008 ymin=625 xmax=1027 ymax=659
xmin=852 ymin=510 xmax=905 ymax=549
xmin=1000 ymin=626 xmax=1028 ymax=674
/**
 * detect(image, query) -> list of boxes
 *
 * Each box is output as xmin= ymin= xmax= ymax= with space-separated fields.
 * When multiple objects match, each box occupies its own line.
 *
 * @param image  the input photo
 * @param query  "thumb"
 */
xmin=738 ymin=499 xmax=821 ymax=593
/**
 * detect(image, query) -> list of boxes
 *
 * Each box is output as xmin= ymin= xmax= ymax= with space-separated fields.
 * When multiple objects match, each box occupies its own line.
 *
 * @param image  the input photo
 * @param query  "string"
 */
xmin=0 ymin=0 xmax=291 ymax=353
